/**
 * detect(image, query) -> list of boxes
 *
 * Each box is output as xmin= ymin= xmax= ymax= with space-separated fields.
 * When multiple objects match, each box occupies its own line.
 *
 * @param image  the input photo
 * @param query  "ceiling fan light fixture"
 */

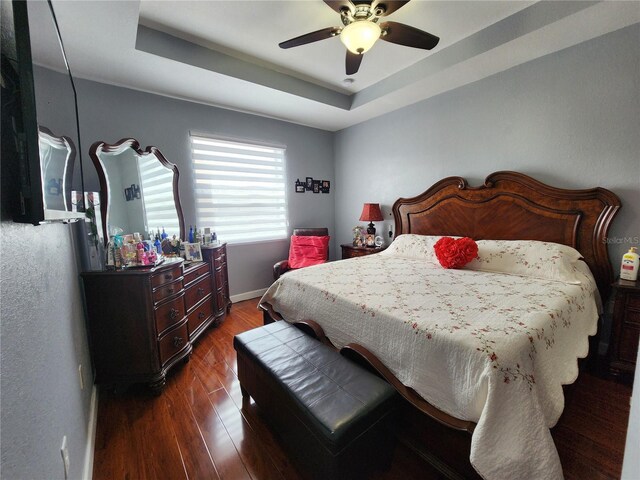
xmin=339 ymin=20 xmax=381 ymax=54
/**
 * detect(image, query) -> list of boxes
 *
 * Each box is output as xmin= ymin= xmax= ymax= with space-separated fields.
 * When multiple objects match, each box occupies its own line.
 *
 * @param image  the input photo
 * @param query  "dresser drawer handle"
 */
xmin=173 ymin=336 xmax=184 ymax=348
xmin=198 ymin=312 xmax=205 ymax=320
xmin=169 ymin=308 xmax=179 ymax=320
xmin=167 ymin=288 xmax=174 ymax=294
xmin=164 ymin=274 xmax=173 ymax=281
xmin=197 ymin=287 xmax=205 ymax=296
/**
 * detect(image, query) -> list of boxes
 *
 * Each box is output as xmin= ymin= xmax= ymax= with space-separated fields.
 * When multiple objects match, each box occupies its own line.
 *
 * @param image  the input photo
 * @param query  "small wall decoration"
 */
xmin=124 ymin=184 xmax=140 ymax=201
xmin=297 ymin=177 xmax=330 ymax=194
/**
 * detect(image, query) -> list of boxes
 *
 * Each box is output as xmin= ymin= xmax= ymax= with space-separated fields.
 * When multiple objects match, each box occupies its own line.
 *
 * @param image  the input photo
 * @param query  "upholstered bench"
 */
xmin=233 ymin=321 xmax=398 ymax=480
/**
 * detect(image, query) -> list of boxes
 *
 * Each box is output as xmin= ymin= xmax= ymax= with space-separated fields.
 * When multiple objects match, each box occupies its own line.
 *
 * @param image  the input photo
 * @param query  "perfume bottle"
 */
xmin=189 ymin=225 xmax=194 ymax=243
xmin=161 ymin=227 xmax=168 ymax=240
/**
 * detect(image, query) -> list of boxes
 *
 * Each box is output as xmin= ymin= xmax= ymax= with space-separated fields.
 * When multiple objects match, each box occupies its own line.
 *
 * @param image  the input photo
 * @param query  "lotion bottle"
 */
xmin=620 ymin=246 xmax=639 ymax=281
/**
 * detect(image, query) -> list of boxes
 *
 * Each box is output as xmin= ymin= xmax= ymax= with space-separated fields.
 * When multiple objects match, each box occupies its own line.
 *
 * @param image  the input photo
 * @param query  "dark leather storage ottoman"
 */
xmin=233 ymin=321 xmax=398 ymax=480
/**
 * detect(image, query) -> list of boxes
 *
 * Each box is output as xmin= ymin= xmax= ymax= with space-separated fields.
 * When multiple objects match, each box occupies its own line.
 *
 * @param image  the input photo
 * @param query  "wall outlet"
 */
xmin=60 ymin=435 xmax=70 ymax=480
xmin=78 ymin=364 xmax=84 ymax=390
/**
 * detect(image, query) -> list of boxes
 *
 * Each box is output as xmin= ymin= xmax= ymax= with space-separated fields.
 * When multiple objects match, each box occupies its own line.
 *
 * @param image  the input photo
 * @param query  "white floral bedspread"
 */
xmin=260 ymin=252 xmax=599 ymax=480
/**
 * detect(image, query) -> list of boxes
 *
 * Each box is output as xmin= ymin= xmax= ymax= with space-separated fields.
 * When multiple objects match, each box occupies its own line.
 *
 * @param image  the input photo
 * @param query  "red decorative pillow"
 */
xmin=434 ymin=237 xmax=478 ymax=269
xmin=288 ymin=235 xmax=330 ymax=269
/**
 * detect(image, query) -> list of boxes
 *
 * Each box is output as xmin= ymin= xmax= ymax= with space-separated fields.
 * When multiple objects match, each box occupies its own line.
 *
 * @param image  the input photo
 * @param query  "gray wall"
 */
xmin=73 ymin=78 xmax=335 ymax=296
xmin=2 ymin=22 xmax=636 ymax=480
xmin=0 ymin=221 xmax=93 ymax=480
xmin=335 ymin=24 xmax=640 ymax=271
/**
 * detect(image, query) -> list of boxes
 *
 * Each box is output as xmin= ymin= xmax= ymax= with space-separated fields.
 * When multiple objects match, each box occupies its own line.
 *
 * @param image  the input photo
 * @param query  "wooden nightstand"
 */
xmin=341 ymin=244 xmax=387 ymax=259
xmin=608 ymin=278 xmax=640 ymax=380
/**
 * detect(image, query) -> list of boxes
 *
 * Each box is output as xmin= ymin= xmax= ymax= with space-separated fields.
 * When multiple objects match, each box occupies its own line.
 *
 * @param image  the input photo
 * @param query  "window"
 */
xmin=191 ymin=134 xmax=288 ymax=244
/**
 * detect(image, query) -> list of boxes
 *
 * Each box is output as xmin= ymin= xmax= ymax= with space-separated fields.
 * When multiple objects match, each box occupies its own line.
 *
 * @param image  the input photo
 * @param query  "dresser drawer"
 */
xmin=214 ymin=266 xmax=226 ymax=288
xmin=187 ymin=296 xmax=214 ymax=336
xmin=627 ymin=294 xmax=640 ymax=311
xmin=155 ymin=294 xmax=186 ymax=335
xmin=151 ymin=265 xmax=183 ymax=289
xmin=152 ymin=278 xmax=183 ymax=304
xmin=347 ymin=248 xmax=370 ymax=258
xmin=215 ymin=288 xmax=226 ymax=314
xmin=185 ymin=275 xmax=212 ymax=311
xmin=213 ymin=247 xmax=226 ymax=268
xmin=158 ymin=321 xmax=189 ymax=366
xmin=619 ymin=324 xmax=640 ymax=363
xmin=184 ymin=262 xmax=209 ymax=285
xmin=625 ymin=308 xmax=640 ymax=327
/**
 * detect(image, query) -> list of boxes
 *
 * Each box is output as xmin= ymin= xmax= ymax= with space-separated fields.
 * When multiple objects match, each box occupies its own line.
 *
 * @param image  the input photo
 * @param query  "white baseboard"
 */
xmin=230 ymin=288 xmax=268 ymax=304
xmin=82 ymin=386 xmax=98 ymax=480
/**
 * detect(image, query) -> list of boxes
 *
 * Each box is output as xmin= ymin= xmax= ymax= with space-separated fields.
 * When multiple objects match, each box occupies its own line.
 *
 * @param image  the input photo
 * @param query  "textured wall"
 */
xmin=69 ymin=77 xmax=335 ymax=296
xmin=335 ymin=24 xmax=639 ymax=268
xmin=0 ymin=221 xmax=93 ymax=480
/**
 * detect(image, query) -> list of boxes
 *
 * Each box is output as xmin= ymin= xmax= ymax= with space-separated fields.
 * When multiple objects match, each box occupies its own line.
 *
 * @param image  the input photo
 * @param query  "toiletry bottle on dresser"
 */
xmin=620 ymin=247 xmax=639 ymax=281
xmin=106 ymin=239 xmax=115 ymax=268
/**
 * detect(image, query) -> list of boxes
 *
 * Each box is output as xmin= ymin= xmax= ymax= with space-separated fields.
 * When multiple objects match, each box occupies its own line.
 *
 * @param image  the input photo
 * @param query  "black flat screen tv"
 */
xmin=1 ymin=0 xmax=84 ymax=224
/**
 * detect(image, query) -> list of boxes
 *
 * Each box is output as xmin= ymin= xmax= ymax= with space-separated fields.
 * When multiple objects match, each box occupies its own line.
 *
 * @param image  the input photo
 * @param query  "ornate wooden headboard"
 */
xmin=392 ymin=171 xmax=621 ymax=300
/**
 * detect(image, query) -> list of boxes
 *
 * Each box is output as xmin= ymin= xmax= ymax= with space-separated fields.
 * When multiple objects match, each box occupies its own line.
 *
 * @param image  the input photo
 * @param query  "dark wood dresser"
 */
xmin=341 ymin=244 xmax=388 ymax=259
xmin=81 ymin=243 xmax=231 ymax=392
xmin=608 ymin=278 xmax=640 ymax=381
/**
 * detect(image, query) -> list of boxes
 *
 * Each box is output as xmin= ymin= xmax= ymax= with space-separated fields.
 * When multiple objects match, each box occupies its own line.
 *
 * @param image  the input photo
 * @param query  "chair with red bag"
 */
xmin=273 ymin=228 xmax=330 ymax=280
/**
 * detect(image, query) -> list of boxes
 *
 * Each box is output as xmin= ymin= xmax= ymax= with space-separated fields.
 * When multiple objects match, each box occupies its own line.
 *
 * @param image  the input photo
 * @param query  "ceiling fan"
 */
xmin=279 ymin=0 xmax=440 ymax=76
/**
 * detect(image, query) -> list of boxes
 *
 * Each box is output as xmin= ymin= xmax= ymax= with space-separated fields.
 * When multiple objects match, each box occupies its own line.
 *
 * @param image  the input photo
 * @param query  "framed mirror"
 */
xmin=38 ymin=126 xmax=75 ymax=213
xmin=89 ymin=138 xmax=185 ymax=244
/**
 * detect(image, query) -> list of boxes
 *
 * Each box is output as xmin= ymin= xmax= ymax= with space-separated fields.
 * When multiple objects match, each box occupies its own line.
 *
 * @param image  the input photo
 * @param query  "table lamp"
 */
xmin=359 ymin=203 xmax=384 ymax=235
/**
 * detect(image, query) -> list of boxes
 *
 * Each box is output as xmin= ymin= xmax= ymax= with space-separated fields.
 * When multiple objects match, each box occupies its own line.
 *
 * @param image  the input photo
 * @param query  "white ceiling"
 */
xmin=30 ymin=1 xmax=640 ymax=131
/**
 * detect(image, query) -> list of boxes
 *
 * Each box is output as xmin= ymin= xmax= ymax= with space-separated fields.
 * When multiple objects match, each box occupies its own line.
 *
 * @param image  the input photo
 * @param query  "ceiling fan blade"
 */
xmin=279 ymin=27 xmax=341 ymax=49
xmin=372 ymin=1 xmax=410 ymax=16
xmin=346 ymin=51 xmax=363 ymax=75
xmin=324 ymin=1 xmax=354 ymax=14
xmin=379 ymin=21 xmax=439 ymax=50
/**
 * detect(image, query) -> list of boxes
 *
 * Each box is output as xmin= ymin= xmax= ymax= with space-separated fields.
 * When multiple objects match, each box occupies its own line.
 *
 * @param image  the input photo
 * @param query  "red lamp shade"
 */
xmin=359 ymin=203 xmax=384 ymax=222
xmin=359 ymin=203 xmax=384 ymax=236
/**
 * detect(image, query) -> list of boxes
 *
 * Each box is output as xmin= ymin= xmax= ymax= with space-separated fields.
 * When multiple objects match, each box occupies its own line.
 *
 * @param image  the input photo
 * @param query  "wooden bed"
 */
xmin=259 ymin=171 xmax=621 ymax=478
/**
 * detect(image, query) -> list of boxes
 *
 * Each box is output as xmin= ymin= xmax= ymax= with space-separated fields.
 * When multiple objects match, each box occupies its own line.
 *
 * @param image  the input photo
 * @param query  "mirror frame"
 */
xmin=89 ymin=138 xmax=186 ymax=245
xmin=38 ymin=125 xmax=76 ymax=213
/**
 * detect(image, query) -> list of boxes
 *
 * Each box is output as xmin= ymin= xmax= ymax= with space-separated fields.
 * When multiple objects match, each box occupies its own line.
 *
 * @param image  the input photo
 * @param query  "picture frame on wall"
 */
xmin=295 ymin=183 xmax=305 ymax=193
xmin=312 ymin=180 xmax=320 ymax=193
xmin=124 ymin=187 xmax=133 ymax=201
xmin=305 ymin=177 xmax=314 ymax=191
xmin=321 ymin=180 xmax=330 ymax=193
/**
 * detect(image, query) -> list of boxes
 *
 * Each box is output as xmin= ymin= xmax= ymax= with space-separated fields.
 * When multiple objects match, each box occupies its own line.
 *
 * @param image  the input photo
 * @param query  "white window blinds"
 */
xmin=191 ymin=134 xmax=288 ymax=244
xmin=138 ymin=154 xmax=180 ymax=237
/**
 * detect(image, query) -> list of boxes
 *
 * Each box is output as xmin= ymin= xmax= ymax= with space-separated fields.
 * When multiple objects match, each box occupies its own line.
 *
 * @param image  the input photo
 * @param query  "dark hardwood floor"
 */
xmin=93 ymin=299 xmax=632 ymax=480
